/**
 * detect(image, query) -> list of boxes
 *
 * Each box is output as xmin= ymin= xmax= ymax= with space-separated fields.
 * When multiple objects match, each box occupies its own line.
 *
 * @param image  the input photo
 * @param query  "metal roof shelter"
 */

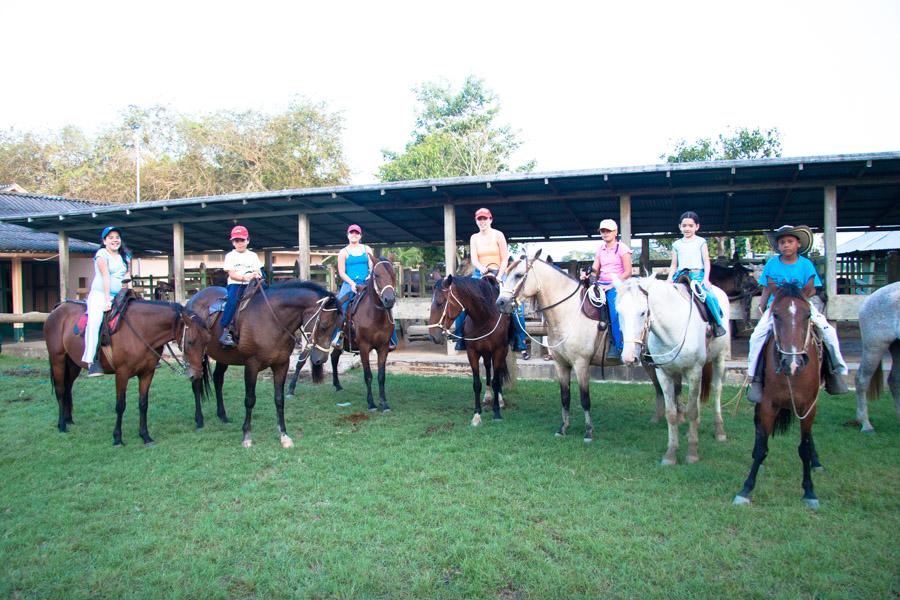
xmin=2 ymin=151 xmax=899 ymax=307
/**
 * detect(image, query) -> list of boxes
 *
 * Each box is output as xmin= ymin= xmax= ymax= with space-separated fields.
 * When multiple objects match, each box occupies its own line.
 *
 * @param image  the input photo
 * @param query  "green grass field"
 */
xmin=1 ymin=354 xmax=897 ymax=599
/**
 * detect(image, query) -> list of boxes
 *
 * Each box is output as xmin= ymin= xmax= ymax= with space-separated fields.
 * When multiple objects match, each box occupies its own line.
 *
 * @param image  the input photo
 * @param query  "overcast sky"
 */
xmin=3 ymin=0 xmax=898 ymax=187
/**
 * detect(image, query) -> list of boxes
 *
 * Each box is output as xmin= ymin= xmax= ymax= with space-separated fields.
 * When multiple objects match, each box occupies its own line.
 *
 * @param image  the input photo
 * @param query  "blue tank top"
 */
xmin=345 ymin=249 xmax=370 ymax=283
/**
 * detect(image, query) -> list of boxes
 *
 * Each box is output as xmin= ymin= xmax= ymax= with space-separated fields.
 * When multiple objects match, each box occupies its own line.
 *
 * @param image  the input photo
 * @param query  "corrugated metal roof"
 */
xmin=0 ymin=193 xmax=104 ymax=253
xmin=837 ymin=231 xmax=900 ymax=254
xmin=1 ymin=151 xmax=898 ymax=254
xmin=0 ymin=192 xmax=104 ymax=217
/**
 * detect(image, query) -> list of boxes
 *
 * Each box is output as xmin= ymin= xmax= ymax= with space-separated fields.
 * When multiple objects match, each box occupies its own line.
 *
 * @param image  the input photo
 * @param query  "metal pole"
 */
xmin=134 ymin=126 xmax=141 ymax=203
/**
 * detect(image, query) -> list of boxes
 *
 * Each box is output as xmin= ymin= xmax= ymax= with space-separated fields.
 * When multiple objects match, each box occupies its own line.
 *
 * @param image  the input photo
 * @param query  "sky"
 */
xmin=2 ymin=0 xmax=898 ymax=253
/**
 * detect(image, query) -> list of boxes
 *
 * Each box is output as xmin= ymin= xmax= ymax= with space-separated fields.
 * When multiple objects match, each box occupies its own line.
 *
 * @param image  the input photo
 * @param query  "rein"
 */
xmin=772 ymin=297 xmax=820 ymax=421
xmin=259 ymin=286 xmax=336 ymax=354
xmin=630 ymin=283 xmax=695 ymax=367
xmin=120 ymin=304 xmax=187 ymax=375
xmin=428 ymin=284 xmax=505 ymax=342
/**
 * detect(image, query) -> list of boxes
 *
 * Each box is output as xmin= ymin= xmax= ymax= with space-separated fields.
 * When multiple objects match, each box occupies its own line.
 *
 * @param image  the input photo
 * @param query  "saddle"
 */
xmin=580 ymin=284 xmax=610 ymax=325
xmin=674 ymin=275 xmax=714 ymax=331
xmin=73 ymin=289 xmax=138 ymax=345
xmin=206 ymin=279 xmax=263 ymax=330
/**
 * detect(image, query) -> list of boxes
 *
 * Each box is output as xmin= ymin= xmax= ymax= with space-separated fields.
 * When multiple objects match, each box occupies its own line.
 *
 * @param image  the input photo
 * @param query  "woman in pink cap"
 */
xmin=335 ymin=224 xmax=397 ymax=349
xmin=454 ymin=207 xmax=529 ymax=358
xmin=219 ymin=225 xmax=263 ymax=347
xmin=583 ymin=218 xmax=633 ymax=360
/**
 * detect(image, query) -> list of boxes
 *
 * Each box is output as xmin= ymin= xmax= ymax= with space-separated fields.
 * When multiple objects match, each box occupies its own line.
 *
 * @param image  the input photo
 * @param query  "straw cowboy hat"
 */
xmin=767 ymin=225 xmax=814 ymax=255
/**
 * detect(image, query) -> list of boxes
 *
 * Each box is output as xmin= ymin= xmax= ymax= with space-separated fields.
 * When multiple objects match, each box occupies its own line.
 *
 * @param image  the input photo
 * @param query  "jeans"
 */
xmin=674 ymin=269 xmax=725 ymax=328
xmin=220 ymin=283 xmax=247 ymax=329
xmin=338 ymin=281 xmax=398 ymax=346
xmin=598 ymin=284 xmax=623 ymax=350
xmin=454 ymin=269 xmax=526 ymax=351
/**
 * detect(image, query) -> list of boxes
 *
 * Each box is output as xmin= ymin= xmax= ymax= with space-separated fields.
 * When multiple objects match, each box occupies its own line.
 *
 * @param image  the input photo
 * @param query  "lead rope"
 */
xmin=120 ymin=309 xmax=186 ymax=375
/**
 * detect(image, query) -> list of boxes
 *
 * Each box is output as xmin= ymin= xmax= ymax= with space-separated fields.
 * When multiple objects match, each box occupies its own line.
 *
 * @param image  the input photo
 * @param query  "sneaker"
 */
xmin=521 ymin=350 xmax=530 ymax=361
xmin=748 ymin=378 xmax=763 ymax=403
xmin=824 ymin=372 xmax=849 ymax=395
xmin=87 ymin=362 xmax=104 ymax=377
xmin=607 ymin=345 xmax=622 ymax=360
xmin=388 ymin=342 xmax=398 ymax=352
xmin=219 ymin=330 xmax=237 ymax=348
xmin=713 ymin=324 xmax=727 ymax=337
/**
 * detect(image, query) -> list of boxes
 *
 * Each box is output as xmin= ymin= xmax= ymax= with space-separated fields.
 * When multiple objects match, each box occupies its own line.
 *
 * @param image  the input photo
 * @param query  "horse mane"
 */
xmin=451 ymin=276 xmax=499 ymax=306
xmin=774 ymin=282 xmax=805 ymax=301
xmin=268 ymin=279 xmax=331 ymax=297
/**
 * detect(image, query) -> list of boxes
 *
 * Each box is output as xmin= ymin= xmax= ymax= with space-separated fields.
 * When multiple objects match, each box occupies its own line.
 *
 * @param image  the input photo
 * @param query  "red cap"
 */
xmin=475 ymin=207 xmax=492 ymax=220
xmin=347 ymin=224 xmax=362 ymax=234
xmin=230 ymin=225 xmax=249 ymax=240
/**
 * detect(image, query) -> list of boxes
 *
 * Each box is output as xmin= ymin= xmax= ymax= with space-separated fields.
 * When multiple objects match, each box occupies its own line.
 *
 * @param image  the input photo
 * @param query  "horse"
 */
xmin=43 ymin=297 xmax=192 ymax=445
xmin=853 ymin=281 xmax=900 ymax=433
xmin=497 ymin=251 xmax=648 ymax=441
xmin=182 ymin=280 xmax=341 ymax=448
xmin=733 ymin=281 xmax=825 ymax=509
xmin=614 ymin=276 xmax=730 ymax=464
xmin=321 ymin=257 xmax=397 ymax=412
xmin=429 ymin=274 xmax=510 ymax=426
xmin=709 ymin=255 xmax=761 ymax=330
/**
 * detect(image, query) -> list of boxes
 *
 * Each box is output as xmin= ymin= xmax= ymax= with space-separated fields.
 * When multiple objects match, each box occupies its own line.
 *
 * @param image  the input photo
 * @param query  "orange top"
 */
xmin=473 ymin=231 xmax=502 ymax=271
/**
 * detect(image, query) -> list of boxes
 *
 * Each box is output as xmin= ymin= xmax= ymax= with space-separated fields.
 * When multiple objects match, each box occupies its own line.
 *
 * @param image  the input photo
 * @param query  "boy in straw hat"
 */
xmin=747 ymin=225 xmax=849 ymax=402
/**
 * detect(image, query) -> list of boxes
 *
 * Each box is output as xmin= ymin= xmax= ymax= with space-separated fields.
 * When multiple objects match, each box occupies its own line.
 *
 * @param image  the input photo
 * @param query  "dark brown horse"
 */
xmin=709 ymin=254 xmax=761 ymax=330
xmin=429 ymin=275 xmax=510 ymax=426
xmin=733 ymin=281 xmax=824 ymax=509
xmin=43 ymin=298 xmax=190 ymax=445
xmin=323 ymin=257 xmax=397 ymax=412
xmin=182 ymin=280 xmax=341 ymax=448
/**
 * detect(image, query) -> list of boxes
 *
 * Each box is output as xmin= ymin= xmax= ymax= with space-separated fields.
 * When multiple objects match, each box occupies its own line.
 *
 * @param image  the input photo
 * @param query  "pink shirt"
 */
xmin=595 ymin=242 xmax=633 ymax=283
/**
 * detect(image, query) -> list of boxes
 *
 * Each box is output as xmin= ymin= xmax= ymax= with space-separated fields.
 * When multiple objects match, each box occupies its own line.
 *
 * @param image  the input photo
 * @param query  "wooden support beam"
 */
xmin=58 ymin=231 xmax=69 ymax=301
xmin=173 ymin=222 xmax=186 ymax=303
xmin=619 ymin=194 xmax=632 ymax=247
xmin=264 ymin=250 xmax=274 ymax=285
xmin=298 ymin=213 xmax=311 ymax=280
xmin=823 ymin=186 xmax=838 ymax=308
xmin=641 ymin=238 xmax=651 ymax=276
xmin=444 ymin=204 xmax=457 ymax=276
xmin=11 ymin=258 xmax=24 ymax=341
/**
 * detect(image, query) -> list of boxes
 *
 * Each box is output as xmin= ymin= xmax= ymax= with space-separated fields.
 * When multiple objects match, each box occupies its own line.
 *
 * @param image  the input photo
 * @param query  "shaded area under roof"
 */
xmin=1 ymin=152 xmax=898 ymax=254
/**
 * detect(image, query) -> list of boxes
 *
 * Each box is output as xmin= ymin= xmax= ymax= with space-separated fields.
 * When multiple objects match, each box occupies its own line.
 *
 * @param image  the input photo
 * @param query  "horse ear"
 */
xmin=801 ymin=277 xmax=817 ymax=298
xmin=444 ymin=274 xmax=453 ymax=288
xmin=532 ymin=248 xmax=543 ymax=261
xmin=641 ymin=265 xmax=651 ymax=277
xmin=611 ymin=274 xmax=623 ymax=290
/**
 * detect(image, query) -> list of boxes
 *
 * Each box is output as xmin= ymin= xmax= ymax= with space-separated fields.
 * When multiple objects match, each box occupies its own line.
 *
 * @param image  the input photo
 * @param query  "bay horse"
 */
xmin=614 ymin=276 xmax=730 ymax=464
xmin=328 ymin=257 xmax=397 ymax=412
xmin=429 ymin=274 xmax=510 ymax=426
xmin=43 ymin=297 xmax=191 ymax=445
xmin=497 ymin=251 xmax=661 ymax=442
xmin=182 ymin=280 xmax=341 ymax=448
xmin=733 ymin=282 xmax=824 ymax=509
xmin=853 ymin=281 xmax=900 ymax=433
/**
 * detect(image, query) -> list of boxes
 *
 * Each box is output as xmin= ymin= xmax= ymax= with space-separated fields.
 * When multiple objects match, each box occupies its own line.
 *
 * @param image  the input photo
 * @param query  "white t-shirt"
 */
xmin=223 ymin=249 xmax=262 ymax=285
xmin=673 ymin=236 xmax=706 ymax=270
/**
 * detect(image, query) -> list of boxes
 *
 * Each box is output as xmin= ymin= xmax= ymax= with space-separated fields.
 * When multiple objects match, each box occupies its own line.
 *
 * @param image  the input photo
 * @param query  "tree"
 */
xmin=0 ymin=99 xmax=349 ymax=203
xmin=660 ymin=127 xmax=783 ymax=257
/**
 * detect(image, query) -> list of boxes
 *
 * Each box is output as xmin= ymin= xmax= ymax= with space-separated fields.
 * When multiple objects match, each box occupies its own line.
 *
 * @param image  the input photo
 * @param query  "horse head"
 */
xmin=496 ymin=249 xmax=542 ymax=313
xmin=613 ymin=277 xmax=651 ymax=365
xmin=370 ymin=256 xmax=396 ymax=309
xmin=180 ymin=306 xmax=211 ymax=382
xmin=428 ymin=275 xmax=462 ymax=344
xmin=770 ymin=280 xmax=816 ymax=376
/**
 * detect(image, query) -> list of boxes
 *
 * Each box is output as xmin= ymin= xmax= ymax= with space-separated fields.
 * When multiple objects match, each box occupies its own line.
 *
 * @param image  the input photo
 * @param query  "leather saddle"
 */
xmin=580 ymin=284 xmax=610 ymax=324
xmin=207 ymin=279 xmax=263 ymax=328
xmin=74 ymin=289 xmax=138 ymax=345
xmin=674 ymin=275 xmax=711 ymax=325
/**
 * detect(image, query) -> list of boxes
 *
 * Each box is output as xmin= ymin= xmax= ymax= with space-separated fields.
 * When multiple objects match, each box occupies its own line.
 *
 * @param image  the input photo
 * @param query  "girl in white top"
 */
xmin=82 ymin=226 xmax=132 ymax=375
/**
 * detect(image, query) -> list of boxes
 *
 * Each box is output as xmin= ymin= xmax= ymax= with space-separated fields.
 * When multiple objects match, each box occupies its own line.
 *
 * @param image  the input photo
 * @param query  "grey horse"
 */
xmin=854 ymin=282 xmax=900 ymax=433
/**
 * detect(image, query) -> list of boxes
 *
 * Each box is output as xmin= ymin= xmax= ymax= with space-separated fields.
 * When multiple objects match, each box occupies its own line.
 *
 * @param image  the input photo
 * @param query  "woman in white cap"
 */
xmin=583 ymin=218 xmax=633 ymax=360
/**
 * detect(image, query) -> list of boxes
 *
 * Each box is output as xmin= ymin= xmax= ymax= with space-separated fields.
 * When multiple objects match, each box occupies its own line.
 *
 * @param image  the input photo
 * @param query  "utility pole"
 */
xmin=133 ymin=125 xmax=142 ymax=203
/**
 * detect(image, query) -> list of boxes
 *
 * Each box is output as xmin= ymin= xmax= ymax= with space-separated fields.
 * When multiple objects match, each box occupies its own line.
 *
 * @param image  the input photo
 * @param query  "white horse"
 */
xmin=614 ymin=277 xmax=730 ymax=465
xmin=854 ymin=282 xmax=900 ymax=433
xmin=496 ymin=251 xmax=658 ymax=441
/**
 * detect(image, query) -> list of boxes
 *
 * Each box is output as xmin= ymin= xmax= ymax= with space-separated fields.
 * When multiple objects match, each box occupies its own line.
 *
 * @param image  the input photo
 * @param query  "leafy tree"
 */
xmin=661 ymin=127 xmax=782 ymax=257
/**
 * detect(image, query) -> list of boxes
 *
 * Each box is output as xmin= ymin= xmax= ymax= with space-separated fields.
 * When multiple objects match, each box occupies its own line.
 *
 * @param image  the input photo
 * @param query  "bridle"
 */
xmin=371 ymin=260 xmax=396 ymax=307
xmin=258 ymin=286 xmax=338 ymax=355
xmin=427 ymin=282 xmax=505 ymax=342
xmin=771 ymin=295 xmax=820 ymax=420
xmin=623 ymin=281 xmax=695 ymax=367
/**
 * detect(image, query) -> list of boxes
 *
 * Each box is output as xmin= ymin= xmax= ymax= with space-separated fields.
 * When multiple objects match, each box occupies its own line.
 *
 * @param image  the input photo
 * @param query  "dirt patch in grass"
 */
xmin=424 ymin=421 xmax=454 ymax=436
xmin=497 ymin=582 xmax=522 ymax=600
xmin=1 ymin=365 xmax=46 ymax=377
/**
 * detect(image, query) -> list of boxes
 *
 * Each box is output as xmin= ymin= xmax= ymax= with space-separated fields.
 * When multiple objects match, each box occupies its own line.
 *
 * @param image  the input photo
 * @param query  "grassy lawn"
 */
xmin=0 ymin=354 xmax=897 ymax=599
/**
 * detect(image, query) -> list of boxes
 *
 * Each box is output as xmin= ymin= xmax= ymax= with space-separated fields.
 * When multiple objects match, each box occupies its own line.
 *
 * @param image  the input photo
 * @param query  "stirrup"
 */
xmin=690 ymin=280 xmax=707 ymax=302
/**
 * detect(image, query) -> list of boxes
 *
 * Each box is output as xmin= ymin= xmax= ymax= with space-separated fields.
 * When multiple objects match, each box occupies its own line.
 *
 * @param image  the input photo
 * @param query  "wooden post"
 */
xmin=418 ymin=264 xmax=427 ymax=298
xmin=173 ymin=222 xmax=186 ymax=303
xmin=396 ymin=263 xmax=404 ymax=298
xmin=264 ymin=250 xmax=274 ymax=284
xmin=640 ymin=238 xmax=651 ymax=276
xmin=58 ymin=230 xmax=69 ymax=301
xmin=297 ymin=213 xmax=310 ymax=280
xmin=823 ymin=186 xmax=838 ymax=313
xmin=11 ymin=258 xmax=24 ymax=342
xmin=619 ymin=194 xmax=632 ymax=247
xmin=199 ymin=262 xmax=207 ymax=288
xmin=443 ymin=204 xmax=457 ymax=275
xmin=327 ymin=264 xmax=336 ymax=291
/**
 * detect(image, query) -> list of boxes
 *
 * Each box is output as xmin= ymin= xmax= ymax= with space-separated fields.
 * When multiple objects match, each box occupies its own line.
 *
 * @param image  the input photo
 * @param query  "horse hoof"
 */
xmin=334 ymin=386 xmax=344 ymax=392
xmin=861 ymin=427 xmax=876 ymax=435
xmin=804 ymin=498 xmax=820 ymax=510
xmin=285 ymin=394 xmax=295 ymax=401
xmin=715 ymin=434 xmax=727 ymax=443
xmin=660 ymin=456 xmax=677 ymax=466
xmin=280 ymin=435 xmax=294 ymax=449
xmin=498 ymin=394 xmax=505 ymax=409
xmin=242 ymin=439 xmax=252 ymax=449
xmin=471 ymin=414 xmax=482 ymax=427
xmin=555 ymin=431 xmax=565 ymax=438
xmin=583 ymin=437 xmax=592 ymax=443
xmin=368 ymin=407 xmax=378 ymax=413
xmin=113 ymin=441 xmax=123 ymax=447
xmin=812 ymin=465 xmax=826 ymax=473
xmin=686 ymin=454 xmax=700 ymax=464
xmin=382 ymin=407 xmax=391 ymax=413
xmin=732 ymin=495 xmax=751 ymax=506
xmin=144 ymin=440 xmax=156 ymax=447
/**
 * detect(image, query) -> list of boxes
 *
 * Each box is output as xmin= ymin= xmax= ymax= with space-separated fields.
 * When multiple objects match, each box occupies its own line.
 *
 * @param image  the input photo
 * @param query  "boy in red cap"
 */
xmin=219 ymin=225 xmax=262 ymax=347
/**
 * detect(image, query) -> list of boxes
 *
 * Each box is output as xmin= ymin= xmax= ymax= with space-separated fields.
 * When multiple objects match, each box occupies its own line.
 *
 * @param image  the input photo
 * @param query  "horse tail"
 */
xmin=496 ymin=355 xmax=511 ymax=386
xmin=866 ymin=360 xmax=884 ymax=402
xmin=200 ymin=354 xmax=211 ymax=402
xmin=311 ymin=361 xmax=325 ymax=384
xmin=773 ymin=407 xmax=793 ymax=436
xmin=700 ymin=361 xmax=712 ymax=404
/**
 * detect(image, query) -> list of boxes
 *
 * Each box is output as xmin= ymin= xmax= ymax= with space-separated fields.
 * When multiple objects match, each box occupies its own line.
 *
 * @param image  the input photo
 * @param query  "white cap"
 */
xmin=598 ymin=219 xmax=618 ymax=232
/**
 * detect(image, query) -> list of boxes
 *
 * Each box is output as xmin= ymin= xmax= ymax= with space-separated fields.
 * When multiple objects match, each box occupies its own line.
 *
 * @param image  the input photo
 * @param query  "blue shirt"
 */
xmin=759 ymin=255 xmax=821 ymax=307
xmin=344 ymin=248 xmax=370 ymax=283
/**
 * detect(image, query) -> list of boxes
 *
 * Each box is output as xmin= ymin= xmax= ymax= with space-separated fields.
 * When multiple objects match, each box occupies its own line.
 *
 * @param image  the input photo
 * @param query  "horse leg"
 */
xmin=490 ymin=351 xmax=504 ymax=421
xmin=555 ymin=361 xmax=572 ymax=437
xmin=575 ymin=359 xmax=594 ymax=443
xmin=470 ymin=350 xmax=483 ymax=427
xmin=645 ymin=364 xmax=665 ymax=424
xmin=241 ymin=365 xmax=259 ymax=448
xmin=137 ymin=371 xmax=154 ymax=445
xmin=192 ymin=377 xmax=205 ymax=430
xmin=657 ymin=369 xmax=680 ymax=465
xmin=685 ymin=368 xmax=702 ymax=464
xmin=64 ymin=357 xmax=79 ymax=425
xmin=113 ymin=372 xmax=128 ymax=446
xmin=483 ymin=358 xmax=494 ymax=407
xmin=213 ymin=361 xmax=230 ymax=424
xmin=272 ymin=362 xmax=294 ymax=448
xmin=711 ymin=356 xmax=727 ymax=442
xmin=359 ymin=344 xmax=376 ymax=411
xmin=809 ymin=433 xmax=824 ymax=472
xmin=799 ymin=419 xmax=819 ymax=509
xmin=50 ymin=356 xmax=69 ymax=432
xmin=331 ymin=348 xmax=343 ymax=392
xmin=854 ymin=345 xmax=882 ymax=433
xmin=734 ymin=406 xmax=773 ymax=505
xmin=889 ymin=340 xmax=900 ymax=420
xmin=286 ymin=353 xmax=308 ymax=400
xmin=376 ymin=345 xmax=390 ymax=412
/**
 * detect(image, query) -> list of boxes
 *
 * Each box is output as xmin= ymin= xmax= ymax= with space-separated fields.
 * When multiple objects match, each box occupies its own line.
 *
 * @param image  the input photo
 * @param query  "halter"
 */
xmin=499 ymin=258 xmax=578 ymax=349
xmin=371 ymin=260 xmax=396 ymax=305
xmin=771 ymin=296 xmax=819 ymax=421
xmin=625 ymin=282 xmax=695 ymax=367
xmin=427 ymin=282 xmax=505 ymax=342
xmin=119 ymin=302 xmax=188 ymax=375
